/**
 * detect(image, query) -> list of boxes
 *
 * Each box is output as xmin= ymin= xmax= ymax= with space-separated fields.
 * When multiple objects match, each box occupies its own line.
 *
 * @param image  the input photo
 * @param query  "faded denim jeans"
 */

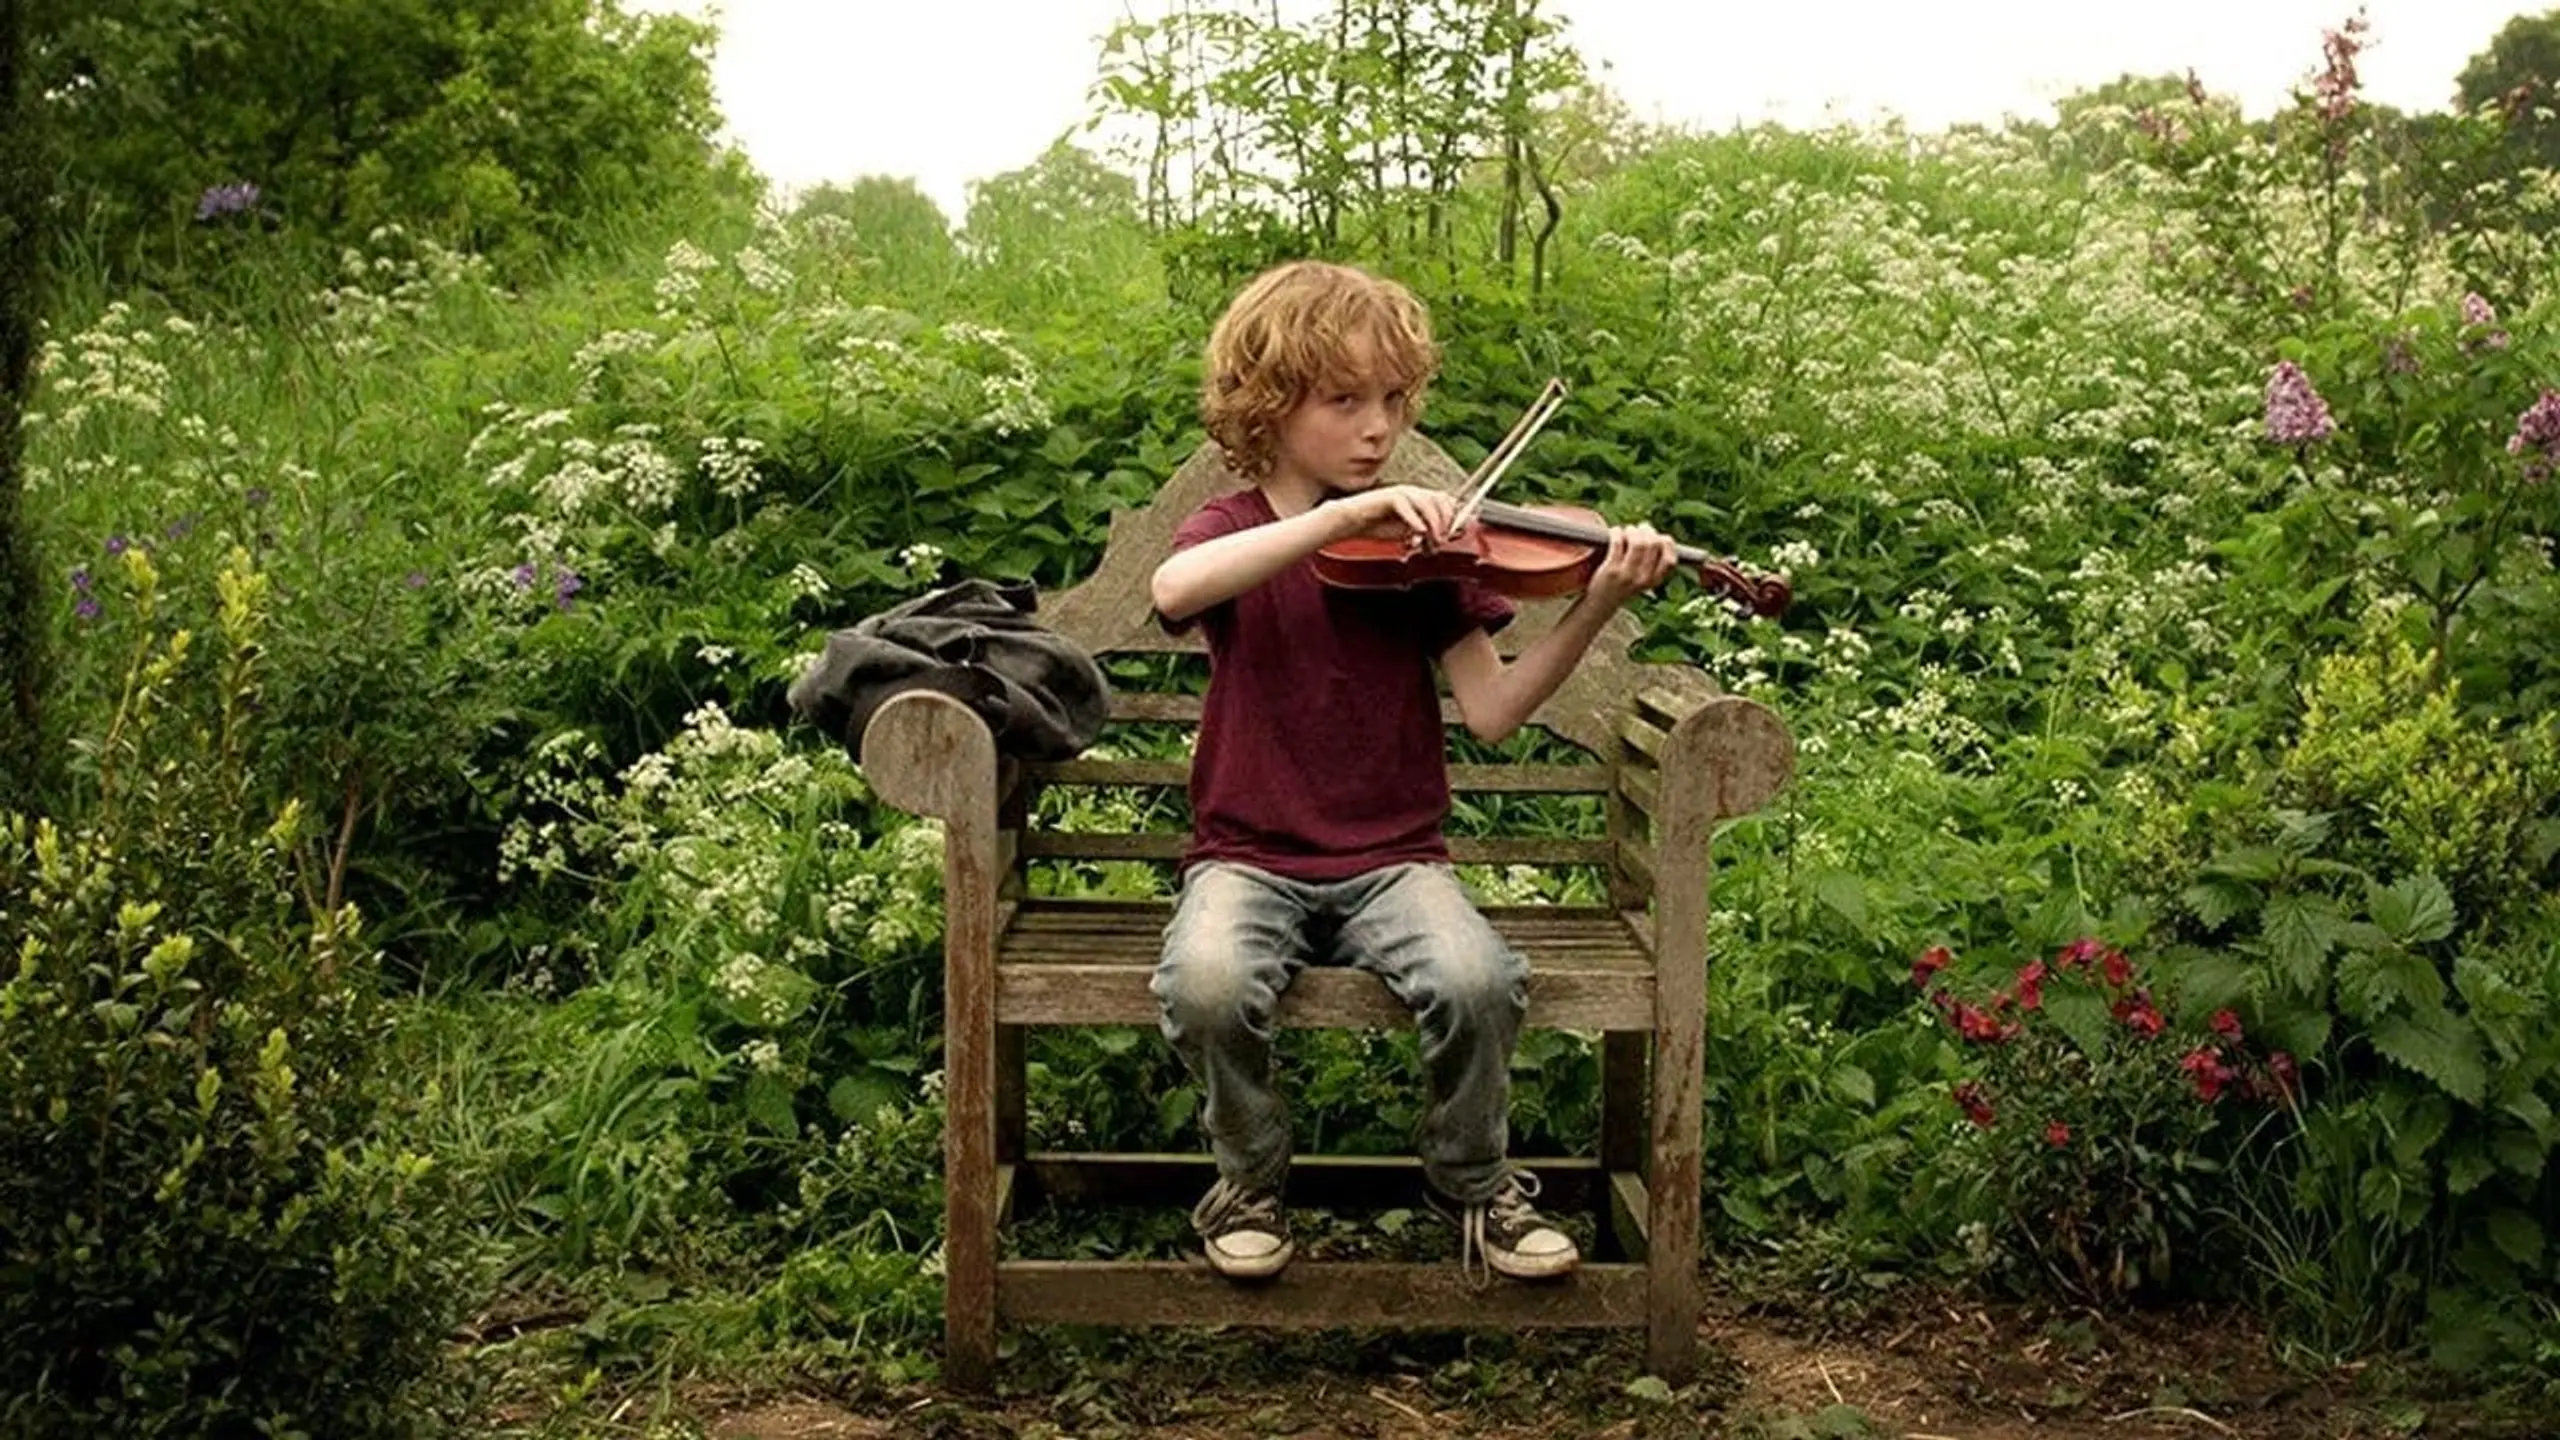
xmin=1151 ymin=860 xmax=1529 ymax=1205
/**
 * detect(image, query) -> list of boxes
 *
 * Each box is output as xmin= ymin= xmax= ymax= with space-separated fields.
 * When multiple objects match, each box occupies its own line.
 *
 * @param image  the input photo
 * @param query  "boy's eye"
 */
xmin=1384 ymin=389 xmax=1406 ymax=407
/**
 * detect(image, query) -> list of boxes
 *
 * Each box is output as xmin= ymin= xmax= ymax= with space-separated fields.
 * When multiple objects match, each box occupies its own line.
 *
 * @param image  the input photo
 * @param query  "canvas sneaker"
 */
xmin=1448 ymin=1169 xmax=1580 ymax=1284
xmin=1191 ymin=1175 xmax=1293 ymax=1279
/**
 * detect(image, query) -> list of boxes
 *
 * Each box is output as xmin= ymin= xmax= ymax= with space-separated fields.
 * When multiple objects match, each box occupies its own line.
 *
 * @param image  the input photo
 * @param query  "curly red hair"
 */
xmin=1199 ymin=260 xmax=1440 ymax=481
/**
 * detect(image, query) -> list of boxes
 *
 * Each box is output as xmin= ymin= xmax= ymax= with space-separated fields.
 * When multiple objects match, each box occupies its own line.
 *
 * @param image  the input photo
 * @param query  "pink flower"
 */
xmin=2211 ymin=1008 xmax=2244 ymax=1041
xmin=2014 ymin=961 xmax=2047 ymax=1012
xmin=1953 ymin=1081 xmax=1995 ymax=1128
xmin=2101 ymin=949 xmax=2133 ymax=990
xmin=2264 ymin=361 xmax=2335 ymax=445
xmin=2462 ymin=293 xmax=2512 ymax=351
xmin=2311 ymin=15 xmax=2367 ymax=124
xmin=2510 ymin=389 xmax=2560 ymax=484
xmin=2182 ymin=1045 xmax=2235 ymax=1102
xmin=2111 ymin=988 xmax=2164 ymax=1038
xmin=2045 ymin=1120 xmax=2071 ymax=1148
xmin=1912 ymin=944 xmax=1952 ymax=988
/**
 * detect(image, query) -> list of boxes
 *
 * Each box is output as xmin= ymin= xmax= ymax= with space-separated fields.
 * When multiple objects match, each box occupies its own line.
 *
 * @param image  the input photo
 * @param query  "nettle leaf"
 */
xmin=2369 ymin=873 xmax=2456 ymax=946
xmin=2259 ymin=892 xmax=2342 ymax=993
xmin=2495 ymin=1126 xmax=2547 ymax=1179
xmin=744 ymin=1070 xmax=799 ymax=1138
xmin=2204 ymin=845 xmax=2286 ymax=885
xmin=1811 ymin=871 xmax=1869 ymax=933
xmin=2382 ymin=1086 xmax=2451 ymax=1168
xmin=1829 ymin=1063 xmax=1876 ymax=1108
xmin=2444 ymin=1137 xmax=2497 ymax=1196
xmin=2182 ymin=878 xmax=2255 ymax=932
xmin=2369 ymin=1007 xmax=2488 ymax=1105
xmin=2044 ymin=984 xmax=2110 ymax=1058
xmin=2175 ymin=950 xmax=2256 ymax=1016
xmin=2261 ymin=1007 xmax=2332 ymax=1060
xmin=2501 ymin=1091 xmax=2555 ymax=1145
xmin=2338 ymin=946 xmax=2447 ymax=1020
xmin=2487 ymin=1207 xmax=2543 ymax=1267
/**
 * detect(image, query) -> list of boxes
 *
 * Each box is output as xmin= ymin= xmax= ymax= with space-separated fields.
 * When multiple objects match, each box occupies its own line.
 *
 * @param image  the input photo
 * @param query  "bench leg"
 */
xmin=1599 ymin=1032 xmax=1647 ymax=1260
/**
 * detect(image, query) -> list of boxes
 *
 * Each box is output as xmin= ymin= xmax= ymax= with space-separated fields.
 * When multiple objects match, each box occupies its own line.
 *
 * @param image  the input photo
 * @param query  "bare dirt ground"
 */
xmin=657 ymin=1287 xmax=2528 ymax=1440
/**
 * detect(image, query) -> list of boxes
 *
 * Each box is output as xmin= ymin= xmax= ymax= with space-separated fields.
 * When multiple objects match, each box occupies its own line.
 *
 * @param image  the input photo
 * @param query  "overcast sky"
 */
xmin=633 ymin=1 xmax=2540 ymax=221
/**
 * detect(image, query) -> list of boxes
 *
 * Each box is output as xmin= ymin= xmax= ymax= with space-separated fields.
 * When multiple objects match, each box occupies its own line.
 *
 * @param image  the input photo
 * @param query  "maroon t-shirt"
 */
xmin=1161 ymin=487 xmax=1514 ymax=881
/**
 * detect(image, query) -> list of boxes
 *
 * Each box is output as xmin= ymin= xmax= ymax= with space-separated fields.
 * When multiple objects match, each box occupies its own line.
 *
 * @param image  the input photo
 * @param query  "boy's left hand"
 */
xmin=1589 ymin=523 xmax=1680 ymax=608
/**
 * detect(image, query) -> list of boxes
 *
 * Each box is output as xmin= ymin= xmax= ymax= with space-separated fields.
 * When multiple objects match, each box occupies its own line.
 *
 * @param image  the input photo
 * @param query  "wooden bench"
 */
xmin=857 ymin=434 xmax=1796 ymax=1391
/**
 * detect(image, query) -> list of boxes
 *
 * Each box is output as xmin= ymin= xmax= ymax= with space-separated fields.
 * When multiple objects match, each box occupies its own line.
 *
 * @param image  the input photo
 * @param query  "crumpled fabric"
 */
xmin=786 ymin=578 xmax=1111 ymax=762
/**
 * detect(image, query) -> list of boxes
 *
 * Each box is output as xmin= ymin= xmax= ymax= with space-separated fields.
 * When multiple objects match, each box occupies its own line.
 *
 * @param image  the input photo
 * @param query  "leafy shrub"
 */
xmin=38 ymin=0 xmax=737 ymax=278
xmin=1912 ymin=936 xmax=2294 ymax=1302
xmin=0 ymin=547 xmax=466 ymax=1436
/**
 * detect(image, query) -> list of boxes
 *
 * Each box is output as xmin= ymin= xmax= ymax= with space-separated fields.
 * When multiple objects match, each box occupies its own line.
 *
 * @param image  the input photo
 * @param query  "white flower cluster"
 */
xmin=698 ymin=434 xmax=766 ymax=500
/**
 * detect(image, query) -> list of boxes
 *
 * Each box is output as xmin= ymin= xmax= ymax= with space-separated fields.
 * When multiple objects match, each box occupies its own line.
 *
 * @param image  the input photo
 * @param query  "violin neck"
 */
xmin=1471 ymin=498 xmax=1709 ymax=566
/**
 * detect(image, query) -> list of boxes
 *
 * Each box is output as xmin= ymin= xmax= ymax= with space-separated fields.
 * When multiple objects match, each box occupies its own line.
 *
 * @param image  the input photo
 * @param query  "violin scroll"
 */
xmin=1697 ymin=559 xmax=1792 ymax=618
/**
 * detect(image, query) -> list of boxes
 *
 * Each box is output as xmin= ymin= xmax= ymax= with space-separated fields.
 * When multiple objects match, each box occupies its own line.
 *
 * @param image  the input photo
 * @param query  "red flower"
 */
xmin=2045 ymin=1120 xmax=2071 ymax=1148
xmin=2014 ymin=961 xmax=2047 ymax=1011
xmin=1954 ymin=1000 xmax=2020 ymax=1045
xmin=2110 ymin=988 xmax=2164 ymax=1037
xmin=1953 ymin=1081 xmax=1995 ymax=1128
xmin=2182 ymin=1045 xmax=2234 ymax=1102
xmin=2056 ymin=937 xmax=2105 ymax=970
xmin=2211 ymin=1008 xmax=2244 ymax=1041
xmin=1912 ymin=945 xmax=1952 ymax=988
xmin=2101 ymin=948 xmax=2133 ymax=989
xmin=2266 ymin=1051 xmax=2299 ymax=1102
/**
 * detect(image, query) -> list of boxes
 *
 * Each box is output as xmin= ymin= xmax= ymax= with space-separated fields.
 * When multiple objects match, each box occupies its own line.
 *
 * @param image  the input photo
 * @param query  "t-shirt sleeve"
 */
xmin=1421 ymin=577 xmax=1515 ymax=658
xmin=1155 ymin=498 xmax=1253 ymax=635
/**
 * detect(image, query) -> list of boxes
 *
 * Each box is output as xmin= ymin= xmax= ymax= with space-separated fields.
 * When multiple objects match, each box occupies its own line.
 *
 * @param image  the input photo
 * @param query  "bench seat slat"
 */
xmin=994 ymin=901 xmax=1655 ymax=1029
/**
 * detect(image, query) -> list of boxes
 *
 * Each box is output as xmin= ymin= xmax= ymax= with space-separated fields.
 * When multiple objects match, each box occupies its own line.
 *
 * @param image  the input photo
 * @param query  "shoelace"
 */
xmin=1455 ymin=1169 xmax=1544 ymax=1290
xmin=1192 ymin=1176 xmax=1282 ymax=1239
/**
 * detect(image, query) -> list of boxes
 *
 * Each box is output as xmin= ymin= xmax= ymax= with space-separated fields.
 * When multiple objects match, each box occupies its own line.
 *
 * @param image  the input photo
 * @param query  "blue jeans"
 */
xmin=1151 ymin=860 xmax=1530 ymax=1205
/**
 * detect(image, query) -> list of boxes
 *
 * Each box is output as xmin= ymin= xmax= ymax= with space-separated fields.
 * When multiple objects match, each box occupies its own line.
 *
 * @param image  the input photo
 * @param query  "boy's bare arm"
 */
xmin=1150 ymin=485 xmax=1459 ymax=623
xmin=1440 ymin=525 xmax=1678 ymax=744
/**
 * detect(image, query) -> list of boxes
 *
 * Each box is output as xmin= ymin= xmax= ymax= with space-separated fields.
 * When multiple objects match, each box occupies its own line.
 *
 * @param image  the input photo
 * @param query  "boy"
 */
xmin=1149 ymin=260 xmax=1677 ymax=1284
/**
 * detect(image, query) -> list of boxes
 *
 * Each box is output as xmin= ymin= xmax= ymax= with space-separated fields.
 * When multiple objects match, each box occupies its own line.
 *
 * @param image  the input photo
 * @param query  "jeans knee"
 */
xmin=1154 ymin=951 xmax=1264 ymax=1045
xmin=1425 ymin=939 xmax=1528 ymax=1027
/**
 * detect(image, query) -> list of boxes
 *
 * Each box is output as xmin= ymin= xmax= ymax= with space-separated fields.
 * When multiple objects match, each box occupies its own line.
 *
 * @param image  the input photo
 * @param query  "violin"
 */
xmin=1312 ymin=379 xmax=1793 ymax=618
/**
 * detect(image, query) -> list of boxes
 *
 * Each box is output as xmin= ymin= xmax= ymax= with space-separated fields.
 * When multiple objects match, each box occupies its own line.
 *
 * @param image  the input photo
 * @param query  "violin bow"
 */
xmin=1448 ymin=377 xmax=1567 ymax=538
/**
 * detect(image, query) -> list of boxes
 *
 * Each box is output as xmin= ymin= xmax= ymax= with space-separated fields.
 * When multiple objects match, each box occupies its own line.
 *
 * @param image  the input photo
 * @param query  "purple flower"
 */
xmin=2461 ymin=292 xmax=2511 ymax=351
xmin=105 ymin=534 xmax=128 ymax=556
xmin=2384 ymin=333 xmax=2419 ymax=375
xmin=511 ymin=562 xmax=538 ymax=591
xmin=165 ymin=513 xmax=199 ymax=540
xmin=246 ymin=486 xmax=269 ymax=508
xmin=403 ymin=570 xmax=430 ymax=590
xmin=554 ymin=571 xmax=583 ymax=611
xmin=70 ymin=566 xmax=91 ymax=594
xmin=2264 ymin=360 xmax=2335 ymax=446
xmin=2510 ymin=388 xmax=2560 ymax=484
xmin=75 ymin=596 xmax=100 ymax=622
xmin=195 ymin=182 xmax=262 ymax=222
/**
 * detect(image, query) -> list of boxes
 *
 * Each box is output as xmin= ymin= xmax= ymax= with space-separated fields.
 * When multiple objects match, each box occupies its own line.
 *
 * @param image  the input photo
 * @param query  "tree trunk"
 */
xmin=1497 ymin=0 xmax=1527 ymax=269
xmin=0 ymin=0 xmax=55 ymax=810
xmin=1526 ymin=130 xmax=1561 ymax=300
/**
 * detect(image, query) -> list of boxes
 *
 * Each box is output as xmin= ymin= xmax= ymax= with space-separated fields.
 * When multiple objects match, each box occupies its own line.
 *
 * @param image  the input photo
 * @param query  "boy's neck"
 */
xmin=1260 ymin=465 xmax=1330 ymax=519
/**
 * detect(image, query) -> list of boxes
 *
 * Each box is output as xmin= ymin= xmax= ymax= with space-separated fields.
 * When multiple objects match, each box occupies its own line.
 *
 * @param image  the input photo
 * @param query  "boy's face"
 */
xmin=1275 ymin=371 xmax=1408 ymax=494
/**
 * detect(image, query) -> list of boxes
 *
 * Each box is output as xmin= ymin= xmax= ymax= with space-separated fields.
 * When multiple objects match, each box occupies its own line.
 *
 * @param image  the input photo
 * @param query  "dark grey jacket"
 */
xmin=787 ymin=579 xmax=1111 ymax=762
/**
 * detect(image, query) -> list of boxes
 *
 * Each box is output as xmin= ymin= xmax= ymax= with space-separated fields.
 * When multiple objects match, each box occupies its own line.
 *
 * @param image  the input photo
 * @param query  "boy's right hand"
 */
xmin=1336 ymin=484 xmax=1461 ymax=545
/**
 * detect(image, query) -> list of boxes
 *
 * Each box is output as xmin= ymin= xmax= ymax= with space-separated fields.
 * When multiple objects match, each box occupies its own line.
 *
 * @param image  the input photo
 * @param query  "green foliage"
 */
xmin=0 ymin=548 xmax=467 ymax=1436
xmin=1 ymin=0 xmax=49 ymax=804
xmin=1909 ymin=936 xmax=2291 ymax=1303
xmin=35 ymin=0 xmax=736 ymax=279
xmin=2456 ymin=7 xmax=2560 ymax=209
